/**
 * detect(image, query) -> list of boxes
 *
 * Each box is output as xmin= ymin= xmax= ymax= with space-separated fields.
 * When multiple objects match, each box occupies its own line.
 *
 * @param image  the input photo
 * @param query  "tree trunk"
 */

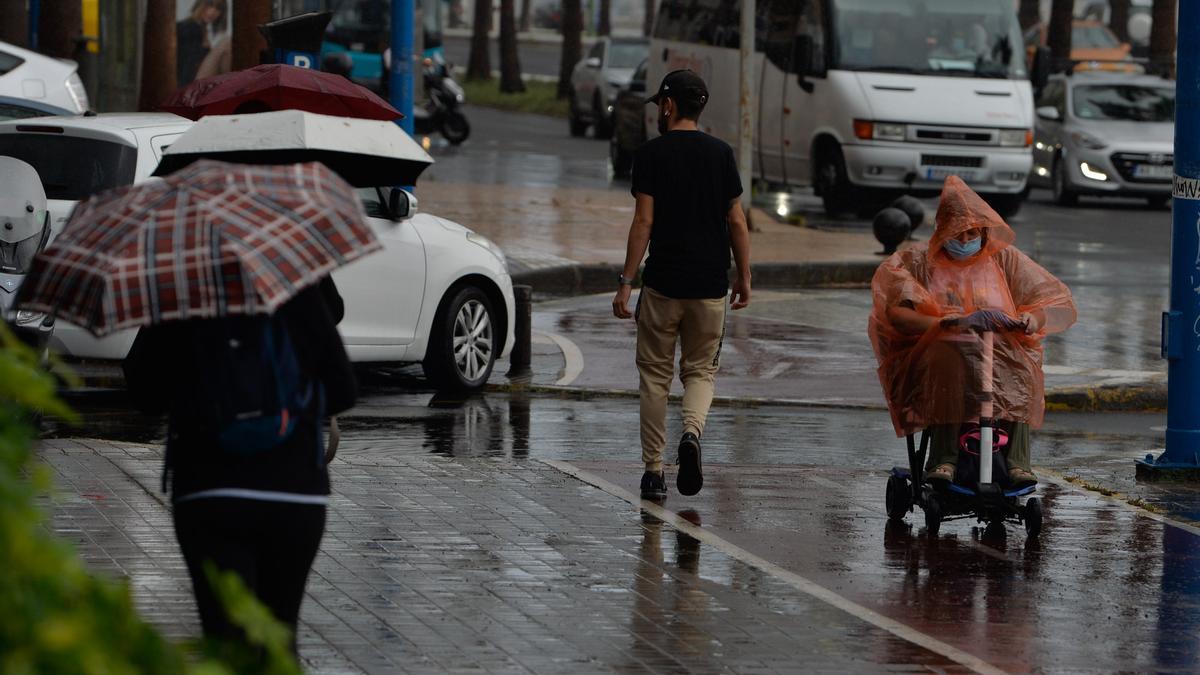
xmin=139 ymin=0 xmax=177 ymax=112
xmin=38 ymin=0 xmax=81 ymax=58
xmin=499 ymin=0 xmax=525 ymax=92
xmin=644 ymin=0 xmax=655 ymax=36
xmin=557 ymin=0 xmax=583 ymax=98
xmin=1017 ymin=0 xmax=1040 ymax=31
xmin=233 ymin=0 xmax=272 ymax=71
xmin=1149 ymin=0 xmax=1176 ymax=76
xmin=1109 ymin=0 xmax=1131 ymax=42
xmin=468 ymin=0 xmax=493 ymax=80
xmin=1047 ymin=0 xmax=1073 ymax=68
xmin=0 ymin=0 xmax=27 ymax=47
xmin=519 ymin=0 xmax=533 ymax=33
xmin=598 ymin=0 xmax=611 ymax=36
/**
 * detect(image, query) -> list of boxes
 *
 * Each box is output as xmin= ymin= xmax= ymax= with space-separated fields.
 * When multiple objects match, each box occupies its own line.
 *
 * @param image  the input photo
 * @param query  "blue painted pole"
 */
xmin=1141 ymin=0 xmax=1200 ymax=479
xmin=390 ymin=0 xmax=415 ymax=136
xmin=28 ymin=0 xmax=39 ymax=50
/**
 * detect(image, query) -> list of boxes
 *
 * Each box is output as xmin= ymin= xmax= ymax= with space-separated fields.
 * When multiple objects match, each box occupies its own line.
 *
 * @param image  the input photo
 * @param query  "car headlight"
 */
xmin=1069 ymin=130 xmax=1107 ymax=150
xmin=15 ymin=310 xmax=44 ymax=326
xmin=998 ymin=128 xmax=1031 ymax=147
xmin=466 ymin=232 xmax=507 ymax=269
xmin=65 ymin=73 xmax=88 ymax=112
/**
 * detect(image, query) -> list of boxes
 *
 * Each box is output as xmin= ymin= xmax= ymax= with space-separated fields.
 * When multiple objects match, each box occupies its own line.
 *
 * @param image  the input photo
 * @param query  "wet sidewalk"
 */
xmin=38 ymin=419 xmax=1200 ymax=673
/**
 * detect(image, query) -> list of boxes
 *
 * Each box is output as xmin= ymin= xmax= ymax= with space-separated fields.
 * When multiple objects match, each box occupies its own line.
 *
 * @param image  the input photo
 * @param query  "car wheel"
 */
xmin=815 ymin=144 xmax=854 ymax=217
xmin=1052 ymin=156 xmax=1078 ymax=207
xmin=568 ymin=99 xmax=588 ymax=137
xmin=610 ymin=135 xmax=633 ymax=178
xmin=441 ymin=111 xmax=471 ymax=145
xmin=592 ymin=94 xmax=613 ymax=140
xmin=423 ymin=286 xmax=497 ymax=392
xmin=1146 ymin=195 xmax=1170 ymax=209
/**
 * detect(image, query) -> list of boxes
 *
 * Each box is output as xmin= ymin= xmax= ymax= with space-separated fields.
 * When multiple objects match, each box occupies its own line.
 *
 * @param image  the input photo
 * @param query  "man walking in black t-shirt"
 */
xmin=612 ymin=69 xmax=752 ymax=500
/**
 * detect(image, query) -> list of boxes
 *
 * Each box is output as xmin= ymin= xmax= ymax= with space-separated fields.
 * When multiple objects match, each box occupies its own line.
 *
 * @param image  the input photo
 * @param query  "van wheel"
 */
xmin=423 ymin=286 xmax=497 ymax=392
xmin=568 ymin=100 xmax=588 ymax=137
xmin=1052 ymin=156 xmax=1078 ymax=207
xmin=815 ymin=144 xmax=854 ymax=217
xmin=592 ymin=94 xmax=612 ymax=139
xmin=611 ymin=136 xmax=633 ymax=178
xmin=985 ymin=193 xmax=1023 ymax=219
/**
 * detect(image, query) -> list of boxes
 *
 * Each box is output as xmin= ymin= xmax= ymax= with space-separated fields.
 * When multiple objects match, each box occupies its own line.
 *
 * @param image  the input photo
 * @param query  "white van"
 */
xmin=0 ymin=41 xmax=89 ymax=114
xmin=647 ymin=0 xmax=1035 ymax=216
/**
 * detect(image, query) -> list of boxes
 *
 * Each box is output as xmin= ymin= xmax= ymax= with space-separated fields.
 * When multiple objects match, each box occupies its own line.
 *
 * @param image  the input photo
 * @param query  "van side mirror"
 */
xmin=388 ymin=187 xmax=418 ymax=220
xmin=792 ymin=35 xmax=817 ymax=92
xmin=1035 ymin=105 xmax=1060 ymax=121
xmin=1031 ymin=46 xmax=1051 ymax=91
xmin=585 ymin=56 xmax=602 ymax=69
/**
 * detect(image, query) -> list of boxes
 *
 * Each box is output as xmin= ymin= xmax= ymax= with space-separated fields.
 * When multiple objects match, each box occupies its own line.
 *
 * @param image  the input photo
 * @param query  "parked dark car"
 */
xmin=609 ymin=58 xmax=648 ymax=178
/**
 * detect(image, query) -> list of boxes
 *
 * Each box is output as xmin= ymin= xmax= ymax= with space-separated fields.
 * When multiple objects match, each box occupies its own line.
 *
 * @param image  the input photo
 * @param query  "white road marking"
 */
xmin=1036 ymin=468 xmax=1200 ymax=537
xmin=537 ymin=331 xmax=585 ymax=386
xmin=542 ymin=459 xmax=1008 ymax=675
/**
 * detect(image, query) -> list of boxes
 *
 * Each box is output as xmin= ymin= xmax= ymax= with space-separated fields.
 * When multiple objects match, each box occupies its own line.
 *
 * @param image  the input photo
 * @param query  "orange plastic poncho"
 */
xmin=869 ymin=177 xmax=1077 ymax=437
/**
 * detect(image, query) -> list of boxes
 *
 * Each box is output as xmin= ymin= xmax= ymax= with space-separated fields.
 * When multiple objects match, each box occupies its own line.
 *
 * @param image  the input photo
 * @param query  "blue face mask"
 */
xmin=944 ymin=237 xmax=982 ymax=260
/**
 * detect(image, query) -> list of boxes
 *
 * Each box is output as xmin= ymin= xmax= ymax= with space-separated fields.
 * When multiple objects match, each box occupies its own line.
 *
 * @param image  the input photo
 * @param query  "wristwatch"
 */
xmin=617 ymin=274 xmax=635 ymax=286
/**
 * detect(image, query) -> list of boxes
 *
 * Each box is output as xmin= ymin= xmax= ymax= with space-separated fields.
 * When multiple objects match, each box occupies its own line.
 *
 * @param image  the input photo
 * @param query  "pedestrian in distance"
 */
xmin=612 ymin=69 xmax=752 ymax=501
xmin=123 ymin=275 xmax=356 ymax=656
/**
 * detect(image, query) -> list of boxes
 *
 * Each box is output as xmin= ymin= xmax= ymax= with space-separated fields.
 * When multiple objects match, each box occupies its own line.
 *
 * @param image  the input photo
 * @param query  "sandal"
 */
xmin=1009 ymin=467 xmax=1037 ymax=487
xmin=925 ymin=463 xmax=955 ymax=483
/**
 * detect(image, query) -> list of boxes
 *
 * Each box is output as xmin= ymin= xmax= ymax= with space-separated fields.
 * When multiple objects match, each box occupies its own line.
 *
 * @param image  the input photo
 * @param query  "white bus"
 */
xmin=647 ymin=0 xmax=1035 ymax=216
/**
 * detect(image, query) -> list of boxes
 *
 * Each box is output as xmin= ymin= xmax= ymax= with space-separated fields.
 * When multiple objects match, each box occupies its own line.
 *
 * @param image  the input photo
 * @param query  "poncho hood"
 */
xmin=928 ymin=176 xmax=1015 ymax=264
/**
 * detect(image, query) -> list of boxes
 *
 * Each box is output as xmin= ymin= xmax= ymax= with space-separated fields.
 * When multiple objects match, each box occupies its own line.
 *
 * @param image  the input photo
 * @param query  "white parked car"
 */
xmin=568 ymin=36 xmax=648 ymax=139
xmin=0 ymin=40 xmax=89 ymax=114
xmin=0 ymin=113 xmax=514 ymax=391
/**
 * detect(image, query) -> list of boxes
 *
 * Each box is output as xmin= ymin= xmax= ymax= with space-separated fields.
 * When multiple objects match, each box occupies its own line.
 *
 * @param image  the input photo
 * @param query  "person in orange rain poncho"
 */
xmin=869 ymin=176 xmax=1077 ymax=486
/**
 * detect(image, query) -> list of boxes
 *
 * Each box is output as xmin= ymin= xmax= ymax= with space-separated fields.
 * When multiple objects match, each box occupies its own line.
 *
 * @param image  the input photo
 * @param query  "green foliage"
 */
xmin=460 ymin=77 xmax=569 ymax=118
xmin=0 ymin=324 xmax=299 ymax=674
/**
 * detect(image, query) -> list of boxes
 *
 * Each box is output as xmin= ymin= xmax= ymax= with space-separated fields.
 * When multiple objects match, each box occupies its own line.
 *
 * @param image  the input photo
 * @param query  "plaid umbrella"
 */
xmin=16 ymin=160 xmax=379 ymax=336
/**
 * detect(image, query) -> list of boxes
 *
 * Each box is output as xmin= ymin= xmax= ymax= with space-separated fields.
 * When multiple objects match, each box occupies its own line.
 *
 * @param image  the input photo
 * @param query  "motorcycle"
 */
xmin=0 ymin=157 xmax=54 ymax=355
xmin=384 ymin=50 xmax=471 ymax=145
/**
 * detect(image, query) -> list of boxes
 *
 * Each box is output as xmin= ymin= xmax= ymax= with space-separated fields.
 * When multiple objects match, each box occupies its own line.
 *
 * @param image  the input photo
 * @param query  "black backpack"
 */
xmin=178 ymin=313 xmax=311 ymax=455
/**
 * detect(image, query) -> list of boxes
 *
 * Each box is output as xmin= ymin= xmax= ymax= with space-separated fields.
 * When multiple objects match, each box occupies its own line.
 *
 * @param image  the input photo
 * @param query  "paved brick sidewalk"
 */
xmin=38 ymin=438 xmax=961 ymax=674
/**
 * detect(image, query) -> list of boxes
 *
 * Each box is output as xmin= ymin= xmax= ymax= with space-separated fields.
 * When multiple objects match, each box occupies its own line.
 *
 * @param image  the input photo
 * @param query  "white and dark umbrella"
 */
xmin=154 ymin=109 xmax=434 ymax=187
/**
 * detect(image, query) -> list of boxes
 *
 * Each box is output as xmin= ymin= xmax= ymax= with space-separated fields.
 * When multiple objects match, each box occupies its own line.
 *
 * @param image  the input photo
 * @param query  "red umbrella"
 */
xmin=160 ymin=64 xmax=402 ymax=121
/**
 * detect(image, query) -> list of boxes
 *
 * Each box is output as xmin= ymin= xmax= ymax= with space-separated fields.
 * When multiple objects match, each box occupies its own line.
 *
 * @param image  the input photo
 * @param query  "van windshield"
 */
xmin=831 ymin=0 xmax=1026 ymax=79
xmin=0 ymin=135 xmax=137 ymax=201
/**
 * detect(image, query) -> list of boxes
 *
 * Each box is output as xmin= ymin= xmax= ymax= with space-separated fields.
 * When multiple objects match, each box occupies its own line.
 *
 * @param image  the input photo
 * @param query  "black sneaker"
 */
xmin=676 ymin=432 xmax=703 ymax=496
xmin=640 ymin=470 xmax=667 ymax=500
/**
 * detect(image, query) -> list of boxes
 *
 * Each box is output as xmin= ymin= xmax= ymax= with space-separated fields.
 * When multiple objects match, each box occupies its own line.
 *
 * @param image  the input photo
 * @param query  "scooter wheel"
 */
xmin=1024 ymin=497 xmax=1043 ymax=538
xmin=441 ymin=112 xmax=471 ymax=145
xmin=885 ymin=475 xmax=911 ymax=521
xmin=924 ymin=495 xmax=942 ymax=536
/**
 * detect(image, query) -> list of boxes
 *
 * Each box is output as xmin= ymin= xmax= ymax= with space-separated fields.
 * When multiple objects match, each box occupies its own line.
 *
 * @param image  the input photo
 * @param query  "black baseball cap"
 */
xmin=645 ymin=69 xmax=709 ymax=106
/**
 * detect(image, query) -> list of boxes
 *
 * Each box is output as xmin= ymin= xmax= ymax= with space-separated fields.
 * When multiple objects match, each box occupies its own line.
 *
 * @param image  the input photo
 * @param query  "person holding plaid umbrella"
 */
xmin=18 ymin=160 xmax=377 ymax=656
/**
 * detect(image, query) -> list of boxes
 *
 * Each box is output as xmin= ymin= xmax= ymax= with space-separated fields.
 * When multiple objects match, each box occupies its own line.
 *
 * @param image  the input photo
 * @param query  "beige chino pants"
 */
xmin=635 ymin=287 xmax=727 ymax=472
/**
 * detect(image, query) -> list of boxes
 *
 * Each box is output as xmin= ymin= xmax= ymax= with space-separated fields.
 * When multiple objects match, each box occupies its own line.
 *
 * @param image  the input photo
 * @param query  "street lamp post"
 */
xmin=391 ymin=0 xmax=416 ymax=136
xmin=1139 ymin=0 xmax=1200 ymax=481
xmin=737 ymin=0 xmax=754 ymax=218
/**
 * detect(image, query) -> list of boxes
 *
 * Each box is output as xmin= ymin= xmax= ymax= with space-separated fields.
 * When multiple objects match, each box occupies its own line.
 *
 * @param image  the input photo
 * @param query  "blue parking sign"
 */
xmin=279 ymin=50 xmax=317 ymax=69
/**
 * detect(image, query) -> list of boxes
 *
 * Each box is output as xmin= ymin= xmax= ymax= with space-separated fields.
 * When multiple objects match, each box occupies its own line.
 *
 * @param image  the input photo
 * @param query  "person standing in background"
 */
xmin=177 ymin=0 xmax=225 ymax=86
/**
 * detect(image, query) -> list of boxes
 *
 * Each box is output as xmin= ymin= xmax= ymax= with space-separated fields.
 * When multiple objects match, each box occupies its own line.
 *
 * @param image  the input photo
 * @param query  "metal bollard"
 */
xmin=507 ymin=284 xmax=532 ymax=375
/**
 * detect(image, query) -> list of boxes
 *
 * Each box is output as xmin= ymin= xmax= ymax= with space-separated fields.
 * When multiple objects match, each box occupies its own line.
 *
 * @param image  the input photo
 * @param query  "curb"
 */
xmin=1044 ymin=384 xmax=1167 ymax=413
xmin=510 ymin=260 xmax=882 ymax=296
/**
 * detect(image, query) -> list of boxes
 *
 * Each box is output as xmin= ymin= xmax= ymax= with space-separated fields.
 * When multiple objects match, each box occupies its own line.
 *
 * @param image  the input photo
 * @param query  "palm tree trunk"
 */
xmin=1149 ymin=0 xmax=1176 ymax=76
xmin=499 ymin=0 xmax=525 ymax=92
xmin=38 ymin=0 xmax=81 ymax=58
xmin=1109 ymin=0 xmax=1131 ymax=42
xmin=233 ymin=0 xmax=272 ymax=70
xmin=598 ymin=0 xmax=611 ymax=36
xmin=1047 ymin=0 xmax=1073 ymax=69
xmin=557 ymin=0 xmax=583 ymax=99
xmin=139 ymin=0 xmax=177 ymax=112
xmin=0 ymin=0 xmax=27 ymax=47
xmin=1017 ymin=0 xmax=1039 ymax=31
xmin=519 ymin=0 xmax=533 ymax=32
xmin=643 ymin=0 xmax=655 ymax=36
xmin=468 ymin=0 xmax=493 ymax=80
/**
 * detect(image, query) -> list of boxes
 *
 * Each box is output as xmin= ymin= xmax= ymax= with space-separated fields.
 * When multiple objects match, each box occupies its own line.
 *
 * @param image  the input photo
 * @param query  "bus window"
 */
xmin=762 ymin=0 xmax=800 ymax=71
xmin=796 ymin=0 xmax=826 ymax=73
xmin=654 ymin=0 xmax=740 ymax=48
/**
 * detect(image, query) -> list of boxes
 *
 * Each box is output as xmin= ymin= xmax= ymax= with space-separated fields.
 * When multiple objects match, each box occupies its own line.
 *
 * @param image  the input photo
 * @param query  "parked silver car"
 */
xmin=568 ymin=36 xmax=648 ymax=140
xmin=1030 ymin=71 xmax=1174 ymax=208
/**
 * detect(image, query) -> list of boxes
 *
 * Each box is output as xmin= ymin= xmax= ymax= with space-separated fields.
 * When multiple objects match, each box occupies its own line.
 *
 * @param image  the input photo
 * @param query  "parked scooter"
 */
xmin=0 ymin=157 xmax=54 ymax=354
xmin=384 ymin=50 xmax=470 ymax=145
